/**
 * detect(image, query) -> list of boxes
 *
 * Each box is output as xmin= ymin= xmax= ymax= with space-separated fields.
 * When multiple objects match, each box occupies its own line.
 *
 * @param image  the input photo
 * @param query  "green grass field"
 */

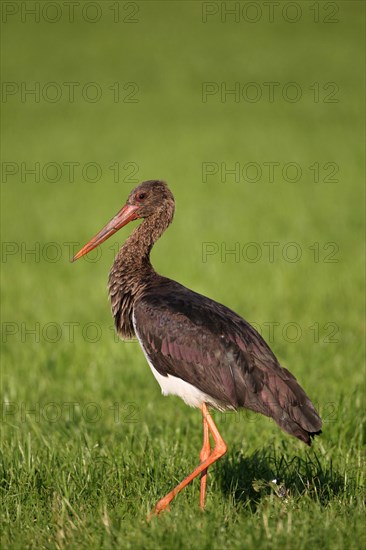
xmin=1 ymin=2 xmax=365 ymax=548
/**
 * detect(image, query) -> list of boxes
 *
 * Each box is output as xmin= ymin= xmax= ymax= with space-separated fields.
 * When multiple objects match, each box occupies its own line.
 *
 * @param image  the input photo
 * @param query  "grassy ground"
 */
xmin=1 ymin=2 xmax=365 ymax=549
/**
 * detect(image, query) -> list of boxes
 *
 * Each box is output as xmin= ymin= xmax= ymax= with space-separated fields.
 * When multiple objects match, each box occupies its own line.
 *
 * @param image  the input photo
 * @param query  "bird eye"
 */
xmin=138 ymin=193 xmax=146 ymax=201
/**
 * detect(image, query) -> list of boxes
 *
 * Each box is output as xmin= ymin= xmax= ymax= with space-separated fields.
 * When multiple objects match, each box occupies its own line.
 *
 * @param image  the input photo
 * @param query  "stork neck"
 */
xmin=108 ymin=208 xmax=173 ymax=338
xmin=115 ymin=209 xmax=171 ymax=277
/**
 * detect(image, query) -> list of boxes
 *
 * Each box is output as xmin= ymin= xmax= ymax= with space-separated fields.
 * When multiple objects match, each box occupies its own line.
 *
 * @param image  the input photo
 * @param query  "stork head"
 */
xmin=72 ymin=180 xmax=175 ymax=261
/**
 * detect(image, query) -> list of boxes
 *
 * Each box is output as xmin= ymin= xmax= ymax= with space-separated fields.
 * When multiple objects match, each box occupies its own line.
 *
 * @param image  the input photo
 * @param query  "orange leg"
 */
xmin=150 ymin=403 xmax=227 ymax=517
xmin=199 ymin=406 xmax=211 ymax=509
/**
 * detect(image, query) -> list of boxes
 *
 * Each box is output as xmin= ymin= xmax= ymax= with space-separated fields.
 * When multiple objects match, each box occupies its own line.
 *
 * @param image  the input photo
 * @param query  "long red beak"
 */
xmin=71 ymin=203 xmax=140 ymax=262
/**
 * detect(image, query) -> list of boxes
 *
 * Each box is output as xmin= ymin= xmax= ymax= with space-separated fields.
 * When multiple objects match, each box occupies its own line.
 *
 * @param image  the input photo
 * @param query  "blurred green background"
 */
xmin=1 ymin=1 xmax=365 ymax=549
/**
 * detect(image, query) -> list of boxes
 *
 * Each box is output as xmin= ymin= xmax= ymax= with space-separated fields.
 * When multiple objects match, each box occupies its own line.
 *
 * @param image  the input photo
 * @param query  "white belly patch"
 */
xmin=132 ymin=313 xmax=215 ymax=408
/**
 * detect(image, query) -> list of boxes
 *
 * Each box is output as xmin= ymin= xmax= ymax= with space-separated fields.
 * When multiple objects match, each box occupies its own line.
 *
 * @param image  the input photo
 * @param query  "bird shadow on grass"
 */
xmin=216 ymin=445 xmax=345 ymax=511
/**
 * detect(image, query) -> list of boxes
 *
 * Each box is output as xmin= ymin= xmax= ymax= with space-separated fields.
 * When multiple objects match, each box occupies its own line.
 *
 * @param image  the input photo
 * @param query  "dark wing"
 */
xmin=134 ymin=278 xmax=322 ymax=445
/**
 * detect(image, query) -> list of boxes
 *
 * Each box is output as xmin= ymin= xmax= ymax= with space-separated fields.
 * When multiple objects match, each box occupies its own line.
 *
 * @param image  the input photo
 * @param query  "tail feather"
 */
xmin=277 ymin=412 xmax=322 ymax=446
xmin=252 ymin=369 xmax=322 ymax=446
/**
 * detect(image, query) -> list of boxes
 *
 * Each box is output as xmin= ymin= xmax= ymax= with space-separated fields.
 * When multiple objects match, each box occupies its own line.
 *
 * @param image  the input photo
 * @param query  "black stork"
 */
xmin=72 ymin=180 xmax=322 ymax=516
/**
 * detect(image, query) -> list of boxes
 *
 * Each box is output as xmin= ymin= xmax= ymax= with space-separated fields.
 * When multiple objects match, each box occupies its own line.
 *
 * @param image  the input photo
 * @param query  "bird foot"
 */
xmin=147 ymin=497 xmax=172 ymax=520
